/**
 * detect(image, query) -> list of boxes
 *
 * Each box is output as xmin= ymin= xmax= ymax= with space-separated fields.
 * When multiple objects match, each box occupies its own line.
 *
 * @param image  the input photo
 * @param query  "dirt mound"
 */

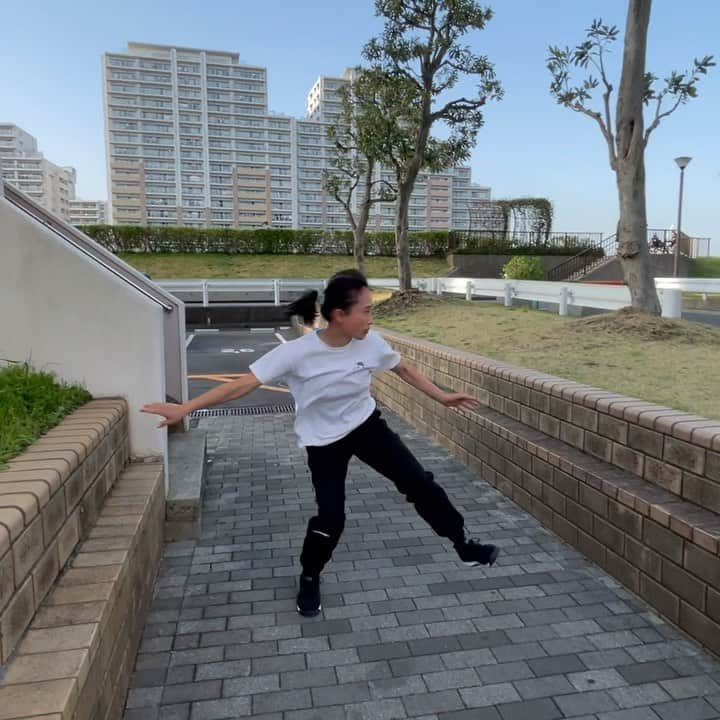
xmin=373 ymin=289 xmax=441 ymax=317
xmin=567 ymin=307 xmax=720 ymax=344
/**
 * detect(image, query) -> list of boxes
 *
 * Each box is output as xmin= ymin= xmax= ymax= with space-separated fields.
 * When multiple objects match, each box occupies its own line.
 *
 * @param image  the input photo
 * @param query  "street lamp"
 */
xmin=673 ymin=156 xmax=692 ymax=277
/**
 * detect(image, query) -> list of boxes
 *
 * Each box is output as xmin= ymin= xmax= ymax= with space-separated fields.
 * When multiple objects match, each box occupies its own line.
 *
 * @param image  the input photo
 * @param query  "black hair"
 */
xmin=287 ymin=269 xmax=369 ymax=325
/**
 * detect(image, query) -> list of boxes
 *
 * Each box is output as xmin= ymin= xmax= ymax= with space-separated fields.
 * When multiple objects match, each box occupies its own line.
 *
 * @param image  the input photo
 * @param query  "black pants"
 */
xmin=299 ymin=409 xmax=465 ymax=577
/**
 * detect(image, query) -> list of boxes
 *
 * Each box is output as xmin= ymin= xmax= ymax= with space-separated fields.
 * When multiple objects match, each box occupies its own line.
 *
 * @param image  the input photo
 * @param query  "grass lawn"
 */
xmin=373 ymin=295 xmax=720 ymax=420
xmin=118 ymin=253 xmax=450 ymax=279
xmin=691 ymin=257 xmax=720 ymax=277
xmin=0 ymin=364 xmax=92 ymax=467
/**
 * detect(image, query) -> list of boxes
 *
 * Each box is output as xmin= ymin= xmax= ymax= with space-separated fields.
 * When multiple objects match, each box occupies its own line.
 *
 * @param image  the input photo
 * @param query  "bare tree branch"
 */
xmin=430 ymin=96 xmax=484 ymax=122
xmin=644 ymin=94 xmax=683 ymax=144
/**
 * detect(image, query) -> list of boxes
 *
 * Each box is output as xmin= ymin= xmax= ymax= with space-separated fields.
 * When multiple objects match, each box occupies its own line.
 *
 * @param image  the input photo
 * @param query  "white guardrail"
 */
xmin=156 ymin=277 xmax=720 ymax=319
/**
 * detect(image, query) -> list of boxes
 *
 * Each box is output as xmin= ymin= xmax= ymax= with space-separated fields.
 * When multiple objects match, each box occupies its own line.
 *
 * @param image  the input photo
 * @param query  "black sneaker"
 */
xmin=296 ymin=574 xmax=321 ymax=617
xmin=455 ymin=539 xmax=500 ymax=567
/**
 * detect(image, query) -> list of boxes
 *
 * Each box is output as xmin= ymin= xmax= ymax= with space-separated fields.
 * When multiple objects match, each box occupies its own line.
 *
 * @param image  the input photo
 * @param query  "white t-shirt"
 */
xmin=249 ymin=329 xmax=400 ymax=447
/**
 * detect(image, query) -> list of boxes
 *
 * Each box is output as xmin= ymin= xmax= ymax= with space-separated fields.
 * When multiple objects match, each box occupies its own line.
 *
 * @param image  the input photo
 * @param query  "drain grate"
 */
xmin=190 ymin=404 xmax=295 ymax=418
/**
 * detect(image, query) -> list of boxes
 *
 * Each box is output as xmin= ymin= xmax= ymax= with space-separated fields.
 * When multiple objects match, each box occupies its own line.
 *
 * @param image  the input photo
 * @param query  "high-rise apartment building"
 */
xmin=68 ymin=199 xmax=108 ymax=225
xmin=0 ymin=124 xmax=38 ymax=159
xmin=103 ymin=42 xmax=295 ymax=227
xmin=103 ymin=44 xmax=490 ymax=231
xmin=306 ymin=71 xmax=352 ymax=123
xmin=0 ymin=123 xmax=78 ymax=219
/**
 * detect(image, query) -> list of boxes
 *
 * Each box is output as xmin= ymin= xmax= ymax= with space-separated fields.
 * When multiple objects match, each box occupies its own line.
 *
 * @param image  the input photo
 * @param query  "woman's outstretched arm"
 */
xmin=391 ymin=361 xmax=479 ymax=411
xmin=142 ymin=372 xmax=262 ymax=427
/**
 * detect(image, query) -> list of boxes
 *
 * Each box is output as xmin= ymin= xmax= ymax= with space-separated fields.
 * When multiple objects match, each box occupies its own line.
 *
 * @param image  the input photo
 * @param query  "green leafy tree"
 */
xmin=363 ymin=0 xmax=502 ymax=291
xmin=547 ymin=1 xmax=714 ymax=314
xmin=324 ymin=69 xmax=397 ymax=274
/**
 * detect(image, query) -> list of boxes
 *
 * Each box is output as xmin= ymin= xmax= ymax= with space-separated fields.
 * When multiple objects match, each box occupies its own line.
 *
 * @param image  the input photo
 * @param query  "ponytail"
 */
xmin=287 ymin=270 xmax=369 ymax=326
xmin=287 ymin=290 xmax=319 ymax=325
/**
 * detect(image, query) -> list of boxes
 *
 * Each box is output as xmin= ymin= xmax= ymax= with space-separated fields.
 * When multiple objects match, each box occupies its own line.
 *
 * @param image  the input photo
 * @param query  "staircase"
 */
xmin=548 ymin=227 xmax=710 ymax=283
xmin=547 ymin=233 xmax=617 ymax=282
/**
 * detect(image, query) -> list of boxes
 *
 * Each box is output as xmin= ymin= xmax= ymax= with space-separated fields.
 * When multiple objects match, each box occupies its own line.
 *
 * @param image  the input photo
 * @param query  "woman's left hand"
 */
xmin=441 ymin=392 xmax=480 ymax=411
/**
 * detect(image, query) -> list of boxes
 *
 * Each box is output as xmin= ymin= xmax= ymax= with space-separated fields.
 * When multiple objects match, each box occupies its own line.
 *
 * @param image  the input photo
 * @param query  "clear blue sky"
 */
xmin=3 ymin=0 xmax=718 ymax=252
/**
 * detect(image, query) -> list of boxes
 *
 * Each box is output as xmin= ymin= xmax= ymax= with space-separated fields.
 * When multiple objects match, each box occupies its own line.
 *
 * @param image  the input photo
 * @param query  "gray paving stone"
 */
xmin=513 ymin=674 xmax=576 ymax=700
xmin=408 ymin=636 xmax=462 ymax=656
xmin=125 ymin=412 xmax=720 ymax=720
xmin=223 ymin=641 xmax=276 ymax=660
xmin=528 ymin=653 xmax=586 ymax=677
xmin=166 ymin=667 xmax=194 ymax=686
xmin=279 ymin=668 xmax=337 ymax=690
xmin=161 ymin=681 xmax=222 ymax=705
xmin=251 ymin=688 xmax=312 ymax=714
xmin=403 ymin=690 xmax=464 ymax=716
xmin=306 ymin=648 xmax=360 ymax=668
xmin=170 ymin=647 xmax=223 ymax=668
xmin=659 ymin=675 xmax=720 ymax=699
xmin=124 ymin=708 xmax=159 ymax=720
xmin=131 ymin=669 xmax=168 ymax=689
xmin=554 ymin=689 xmax=619 ymax=716
xmin=391 ymin=655 xmax=446 ymax=677
xmin=477 ymin=662 xmax=534 ymax=685
xmin=159 ymin=704 xmax=189 ymax=720
xmin=619 ymin=661 xmax=680 ymax=685
xmin=568 ymin=669 xmax=627 ymax=691
xmin=251 ymin=653 xmax=306 ymax=674
xmin=423 ymin=668 xmax=480 ymax=691
xmin=652 ymin=697 xmax=719 ymax=720
xmin=127 ymin=687 xmax=163 ymax=708
xmin=311 ymin=681 xmax=371 ymax=706
xmin=608 ymin=682 xmax=672 ymax=708
xmin=337 ymin=660 xmax=393 ymax=683
xmin=492 ymin=642 xmax=547 ymax=663
xmin=540 ymin=637 xmax=597 ymax=655
xmin=497 ymin=697 xmax=562 ymax=720
xmin=460 ymin=682 xmax=521 ymax=708
xmin=222 ymin=672 xmax=280 ymax=697
xmin=439 ymin=648 xmax=495 ymax=670
xmin=284 ymin=709 xmax=345 ymax=720
xmin=579 ymin=649 xmax=635 ymax=670
xmin=437 ymin=709 xmax=500 ymax=720
xmin=369 ymin=675 xmax=427 ymax=699
xmin=344 ymin=698 xmax=408 ymax=719
xmin=188 ymin=697 xmax=251 ymax=719
xmin=596 ymin=709 xmax=662 ymax=720
xmin=195 ymin=660 xmax=251 ymax=681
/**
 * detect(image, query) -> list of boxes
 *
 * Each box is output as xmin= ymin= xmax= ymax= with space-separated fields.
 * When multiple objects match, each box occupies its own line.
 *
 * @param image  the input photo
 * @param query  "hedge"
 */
xmin=78 ymin=225 xmax=596 ymax=257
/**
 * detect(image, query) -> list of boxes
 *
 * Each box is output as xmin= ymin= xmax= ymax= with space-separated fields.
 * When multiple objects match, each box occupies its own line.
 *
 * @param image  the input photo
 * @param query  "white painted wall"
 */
xmin=0 ymin=196 xmax=167 ymax=459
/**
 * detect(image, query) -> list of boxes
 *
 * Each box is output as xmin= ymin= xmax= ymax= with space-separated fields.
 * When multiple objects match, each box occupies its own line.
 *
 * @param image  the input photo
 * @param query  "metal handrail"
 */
xmin=548 ymin=227 xmax=711 ymax=282
xmin=2 ymin=181 xmax=175 ymax=312
xmin=547 ymin=234 xmax=615 ymax=282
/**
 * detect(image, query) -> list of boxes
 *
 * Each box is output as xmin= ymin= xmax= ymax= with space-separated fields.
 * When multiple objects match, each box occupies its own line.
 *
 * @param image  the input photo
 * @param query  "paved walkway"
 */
xmin=124 ymin=409 xmax=720 ymax=720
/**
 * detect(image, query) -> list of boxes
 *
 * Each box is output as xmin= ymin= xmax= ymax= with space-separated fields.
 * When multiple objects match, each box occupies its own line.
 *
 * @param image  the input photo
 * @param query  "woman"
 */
xmin=142 ymin=270 xmax=499 ymax=617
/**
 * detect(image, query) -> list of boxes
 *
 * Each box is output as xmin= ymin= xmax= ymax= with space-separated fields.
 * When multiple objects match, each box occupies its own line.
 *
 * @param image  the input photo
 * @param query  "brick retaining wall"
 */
xmin=0 ymin=399 xmax=130 ymax=663
xmin=373 ymin=330 xmax=720 ymax=655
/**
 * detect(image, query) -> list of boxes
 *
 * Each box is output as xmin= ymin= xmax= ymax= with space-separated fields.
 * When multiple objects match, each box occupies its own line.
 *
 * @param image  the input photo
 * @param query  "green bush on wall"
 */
xmin=502 ymin=256 xmax=546 ymax=280
xmin=0 ymin=363 xmax=92 ymax=467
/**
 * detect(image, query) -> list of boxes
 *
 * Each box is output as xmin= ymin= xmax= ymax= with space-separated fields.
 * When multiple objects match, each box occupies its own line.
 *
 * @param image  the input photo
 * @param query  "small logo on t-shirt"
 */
xmin=356 ymin=361 xmax=366 ymax=368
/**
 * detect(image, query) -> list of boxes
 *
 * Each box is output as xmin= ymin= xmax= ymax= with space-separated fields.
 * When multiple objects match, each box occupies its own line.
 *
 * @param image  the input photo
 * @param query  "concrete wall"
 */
xmin=584 ymin=255 xmax=692 ymax=282
xmin=448 ymin=254 xmax=571 ymax=279
xmin=0 ymin=196 xmax=166 ymax=458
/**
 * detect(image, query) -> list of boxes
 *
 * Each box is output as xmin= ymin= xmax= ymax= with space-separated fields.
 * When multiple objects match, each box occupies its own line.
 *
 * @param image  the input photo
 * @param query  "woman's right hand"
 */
xmin=141 ymin=402 xmax=188 ymax=428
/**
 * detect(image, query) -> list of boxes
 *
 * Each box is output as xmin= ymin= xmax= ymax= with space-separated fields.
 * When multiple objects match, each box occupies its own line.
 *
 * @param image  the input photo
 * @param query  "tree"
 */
xmin=324 ymin=70 xmax=397 ymax=275
xmin=547 ymin=2 xmax=714 ymax=314
xmin=363 ymin=0 xmax=502 ymax=291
